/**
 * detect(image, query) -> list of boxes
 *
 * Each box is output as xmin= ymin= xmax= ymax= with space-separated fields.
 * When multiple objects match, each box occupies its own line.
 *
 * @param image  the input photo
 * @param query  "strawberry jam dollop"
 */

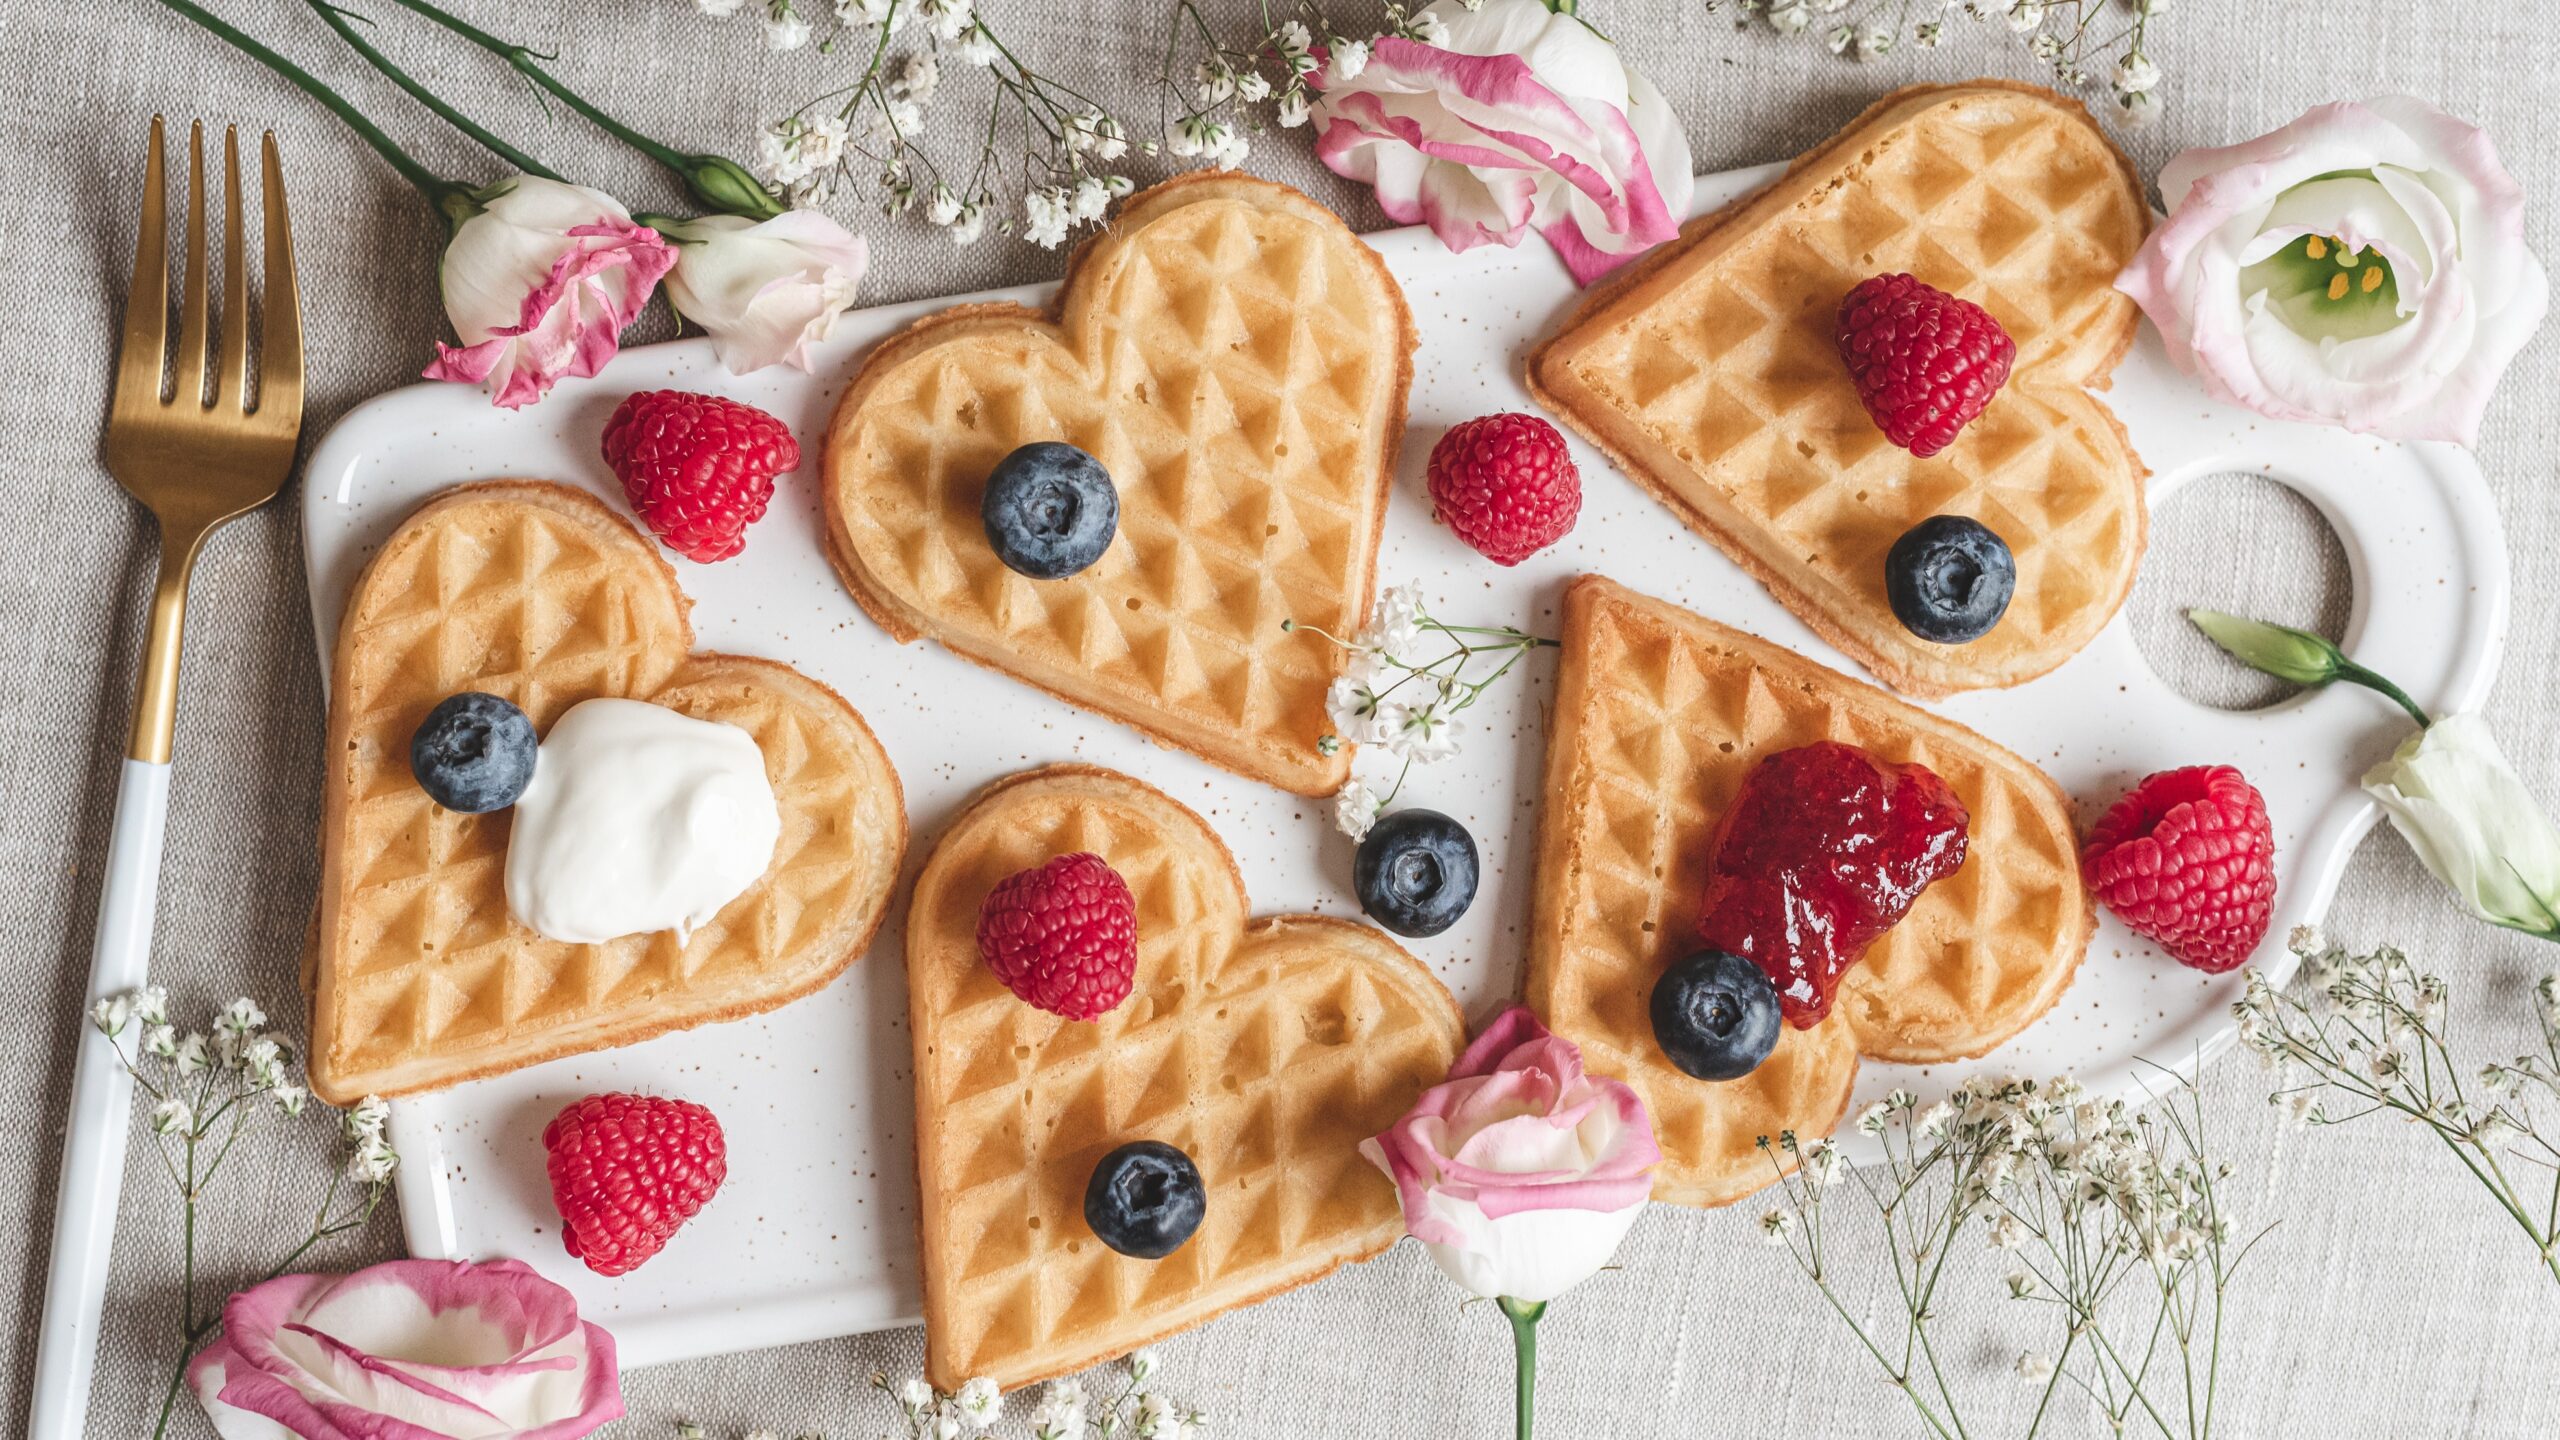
xmin=1695 ymin=742 xmax=1970 ymax=1028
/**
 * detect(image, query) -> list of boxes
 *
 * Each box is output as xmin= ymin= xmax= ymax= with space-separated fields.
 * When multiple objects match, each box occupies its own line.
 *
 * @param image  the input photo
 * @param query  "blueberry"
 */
xmin=409 ymin=692 xmax=538 ymax=814
xmin=1352 ymin=809 xmax=1479 ymax=938
xmin=1650 ymin=949 xmax=1782 ymax=1081
xmin=1884 ymin=516 xmax=2015 ymax=645
xmin=982 ymin=441 xmax=1118 ymax=579
xmin=1083 ymin=1140 xmax=1206 ymax=1259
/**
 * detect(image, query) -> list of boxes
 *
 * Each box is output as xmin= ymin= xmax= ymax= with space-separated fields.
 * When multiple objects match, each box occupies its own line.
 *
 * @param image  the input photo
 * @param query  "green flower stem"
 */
xmin=148 ymin=0 xmax=474 ymax=220
xmin=304 ymin=0 xmax=563 ymax=182
xmin=2336 ymin=659 xmax=2434 ymax=731
xmin=1498 ymin=1297 xmax=1543 ymax=1440
xmin=378 ymin=0 xmax=785 ymax=219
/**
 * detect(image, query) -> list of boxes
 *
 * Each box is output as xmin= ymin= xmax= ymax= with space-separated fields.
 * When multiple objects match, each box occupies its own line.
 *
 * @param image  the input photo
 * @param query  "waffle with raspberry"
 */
xmin=1528 ymin=81 xmax=2150 ymax=698
xmin=904 ymin=765 xmax=1462 ymax=1390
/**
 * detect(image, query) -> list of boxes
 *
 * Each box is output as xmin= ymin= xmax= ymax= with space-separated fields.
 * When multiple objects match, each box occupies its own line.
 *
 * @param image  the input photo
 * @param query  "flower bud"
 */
xmin=681 ymin=152 xmax=787 ymax=220
xmin=2187 ymin=609 xmax=2343 ymax=687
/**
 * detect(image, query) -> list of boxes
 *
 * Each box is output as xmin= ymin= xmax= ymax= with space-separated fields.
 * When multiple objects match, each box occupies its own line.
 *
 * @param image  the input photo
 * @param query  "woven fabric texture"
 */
xmin=4 ymin=1 xmax=2557 ymax=1434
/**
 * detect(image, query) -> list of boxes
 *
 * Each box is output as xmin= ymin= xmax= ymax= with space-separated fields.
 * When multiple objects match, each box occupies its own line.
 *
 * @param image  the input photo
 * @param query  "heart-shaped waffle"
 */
xmin=1526 ymin=578 xmax=2090 ymax=1206
xmin=822 ymin=174 xmax=1415 ymax=796
xmin=1529 ymin=82 xmax=2150 ymax=698
xmin=308 ymin=482 xmax=906 ymax=1105
xmin=906 ymin=765 xmax=1462 ymax=1390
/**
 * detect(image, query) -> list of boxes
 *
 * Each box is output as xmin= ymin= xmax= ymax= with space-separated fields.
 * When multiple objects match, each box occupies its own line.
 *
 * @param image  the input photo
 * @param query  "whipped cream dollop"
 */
xmin=503 ymin=698 xmax=781 ymax=945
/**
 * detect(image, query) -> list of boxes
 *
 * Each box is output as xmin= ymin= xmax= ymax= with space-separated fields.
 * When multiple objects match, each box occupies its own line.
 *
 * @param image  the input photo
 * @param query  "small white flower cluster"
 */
xmin=853 ymin=1351 xmax=1207 ymax=1440
xmin=1163 ymin=0 xmax=1416 ymax=152
xmin=1291 ymin=582 xmax=1553 ymax=840
xmin=2233 ymin=930 xmax=2560 ymax=1281
xmin=1728 ymin=0 xmax=2168 ymax=126
xmin=713 ymin=0 xmax=1133 ymax=246
xmin=1757 ymin=1067 xmax=2255 ymax=1433
xmin=95 ymin=989 xmax=311 ymax=1118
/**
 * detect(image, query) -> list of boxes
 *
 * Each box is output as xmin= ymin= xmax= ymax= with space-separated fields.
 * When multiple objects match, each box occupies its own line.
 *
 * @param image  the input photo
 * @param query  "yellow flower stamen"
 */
xmin=2361 ymin=265 xmax=2384 ymax=294
xmin=2305 ymin=236 xmax=2328 ymax=259
xmin=2327 ymin=272 xmax=2350 ymax=301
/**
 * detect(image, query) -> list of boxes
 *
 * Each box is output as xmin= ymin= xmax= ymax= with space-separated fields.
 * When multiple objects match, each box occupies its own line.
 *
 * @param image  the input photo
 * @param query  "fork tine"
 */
xmin=256 ymin=132 xmax=303 ymax=428
xmin=216 ymin=126 xmax=248 ymax=410
xmin=171 ymin=120 xmax=210 ymax=410
xmin=113 ymin=117 xmax=169 ymax=412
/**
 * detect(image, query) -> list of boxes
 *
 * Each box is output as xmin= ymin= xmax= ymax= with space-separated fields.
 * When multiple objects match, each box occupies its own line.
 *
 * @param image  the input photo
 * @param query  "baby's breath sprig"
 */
xmin=1286 ymin=581 xmax=1557 ymax=839
xmin=2237 ymin=927 xmax=2560 ymax=1285
xmin=1157 ymin=0 xmax=1444 ymax=160
xmin=1714 ymin=0 xmax=2170 ymax=127
xmin=90 ymin=989 xmax=398 ymax=1440
xmin=686 ymin=1350 xmax=1209 ymax=1440
xmin=1755 ymin=1070 xmax=2263 ymax=1440
xmin=721 ymin=0 xmax=1134 ymax=248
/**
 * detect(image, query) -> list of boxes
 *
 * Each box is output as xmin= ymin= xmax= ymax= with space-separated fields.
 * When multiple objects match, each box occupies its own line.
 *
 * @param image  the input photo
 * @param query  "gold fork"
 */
xmin=29 ymin=116 xmax=302 ymax=1440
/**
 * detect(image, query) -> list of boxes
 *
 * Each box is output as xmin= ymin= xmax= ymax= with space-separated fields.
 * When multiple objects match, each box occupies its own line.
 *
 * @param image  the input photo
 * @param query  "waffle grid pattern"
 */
xmin=907 ymin=768 xmax=1461 ymax=1390
xmin=827 ymin=176 xmax=1411 ymax=795
xmin=1534 ymin=84 xmax=2148 ymax=697
xmin=1528 ymin=578 xmax=2088 ymax=1207
xmin=312 ymin=485 xmax=902 ymax=1103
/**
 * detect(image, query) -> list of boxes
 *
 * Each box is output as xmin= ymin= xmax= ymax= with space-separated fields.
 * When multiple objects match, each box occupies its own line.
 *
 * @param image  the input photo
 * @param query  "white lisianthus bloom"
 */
xmin=2118 ymin=96 xmax=2547 ymax=447
xmin=2362 ymin=714 xmax=2560 ymax=938
xmin=658 ymin=211 xmax=869 ymax=374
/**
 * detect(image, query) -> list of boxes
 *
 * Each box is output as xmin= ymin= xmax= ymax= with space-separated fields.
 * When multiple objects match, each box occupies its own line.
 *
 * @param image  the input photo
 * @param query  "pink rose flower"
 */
xmin=187 ymin=1258 xmax=623 ymax=1439
xmin=2117 ymin=96 xmax=2547 ymax=448
xmin=423 ymin=175 xmax=676 ymax=410
xmin=1360 ymin=1004 xmax=1659 ymax=1302
xmin=1312 ymin=0 xmax=1693 ymax=286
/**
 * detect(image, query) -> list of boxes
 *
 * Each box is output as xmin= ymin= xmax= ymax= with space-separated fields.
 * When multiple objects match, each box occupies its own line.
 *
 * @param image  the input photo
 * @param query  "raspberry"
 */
xmin=600 ymin=390 xmax=800 ymax=562
xmin=1425 ymin=413 xmax=1581 ymax=566
xmin=1835 ymin=274 xmax=2016 ymax=457
xmin=542 ymin=1093 xmax=727 ymax=1276
xmin=2082 ymin=766 xmax=2277 ymax=973
xmin=976 ymin=852 xmax=1140 ymax=1020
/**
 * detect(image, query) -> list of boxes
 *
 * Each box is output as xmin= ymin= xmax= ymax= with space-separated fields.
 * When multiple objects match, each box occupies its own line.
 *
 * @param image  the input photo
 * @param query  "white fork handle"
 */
xmin=30 ymin=757 xmax=170 ymax=1440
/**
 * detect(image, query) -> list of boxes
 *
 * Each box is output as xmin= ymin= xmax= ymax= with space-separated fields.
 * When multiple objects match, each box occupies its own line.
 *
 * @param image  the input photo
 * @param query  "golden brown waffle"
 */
xmin=822 ymin=173 xmax=1415 ymax=796
xmin=1526 ymin=578 xmax=2089 ymax=1206
xmin=906 ymin=765 xmax=1462 ymax=1390
xmin=1528 ymin=82 xmax=2150 ymax=699
xmin=308 ymin=482 xmax=907 ymax=1105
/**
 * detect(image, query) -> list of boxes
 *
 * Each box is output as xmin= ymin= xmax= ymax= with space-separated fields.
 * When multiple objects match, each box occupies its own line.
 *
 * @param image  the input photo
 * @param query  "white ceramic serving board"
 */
xmin=302 ymin=161 xmax=2508 ymax=1369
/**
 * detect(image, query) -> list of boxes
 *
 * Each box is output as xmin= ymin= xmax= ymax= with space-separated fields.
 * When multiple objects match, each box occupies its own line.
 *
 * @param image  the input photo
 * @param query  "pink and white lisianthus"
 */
xmin=423 ymin=175 xmax=677 ymax=410
xmin=1362 ymin=1003 xmax=1658 ymax=1302
xmin=1311 ymin=0 xmax=1692 ymax=286
xmin=656 ymin=210 xmax=869 ymax=373
xmin=187 ymin=1258 xmax=622 ymax=1439
xmin=2116 ymin=96 xmax=2546 ymax=448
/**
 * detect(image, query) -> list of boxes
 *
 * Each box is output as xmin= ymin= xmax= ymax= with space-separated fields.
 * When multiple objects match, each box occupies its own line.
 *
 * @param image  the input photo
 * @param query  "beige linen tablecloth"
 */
xmin=7 ymin=1 xmax=2559 ymax=1434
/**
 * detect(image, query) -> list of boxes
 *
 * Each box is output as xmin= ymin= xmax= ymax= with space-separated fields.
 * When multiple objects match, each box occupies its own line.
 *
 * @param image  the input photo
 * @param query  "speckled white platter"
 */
xmin=301 ymin=160 xmax=2507 ymax=1369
